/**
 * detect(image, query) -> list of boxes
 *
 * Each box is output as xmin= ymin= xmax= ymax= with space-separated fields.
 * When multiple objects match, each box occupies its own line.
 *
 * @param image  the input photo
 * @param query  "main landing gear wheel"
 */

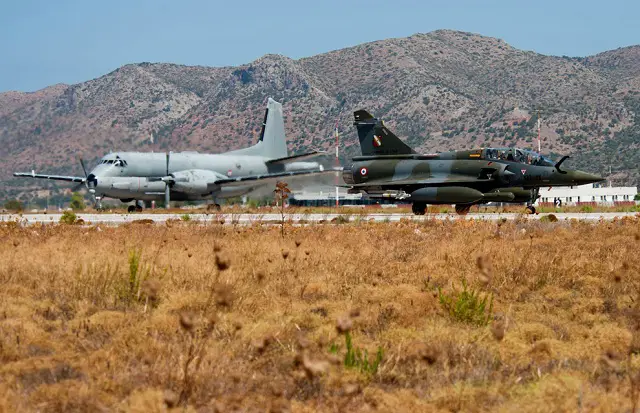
xmin=127 ymin=204 xmax=144 ymax=213
xmin=207 ymin=203 xmax=222 ymax=212
xmin=455 ymin=205 xmax=472 ymax=216
xmin=412 ymin=202 xmax=427 ymax=215
xmin=526 ymin=205 xmax=537 ymax=214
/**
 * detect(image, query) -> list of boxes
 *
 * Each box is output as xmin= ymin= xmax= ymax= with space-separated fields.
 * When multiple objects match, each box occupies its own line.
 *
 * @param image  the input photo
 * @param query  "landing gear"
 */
xmin=206 ymin=203 xmax=221 ymax=212
xmin=412 ymin=202 xmax=427 ymax=215
xmin=94 ymin=196 xmax=103 ymax=211
xmin=455 ymin=204 xmax=472 ymax=215
xmin=526 ymin=204 xmax=537 ymax=214
xmin=127 ymin=201 xmax=144 ymax=213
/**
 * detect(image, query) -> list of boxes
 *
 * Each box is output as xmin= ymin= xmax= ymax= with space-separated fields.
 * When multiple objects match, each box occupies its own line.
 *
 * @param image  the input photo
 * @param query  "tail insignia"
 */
xmin=372 ymin=135 xmax=382 ymax=147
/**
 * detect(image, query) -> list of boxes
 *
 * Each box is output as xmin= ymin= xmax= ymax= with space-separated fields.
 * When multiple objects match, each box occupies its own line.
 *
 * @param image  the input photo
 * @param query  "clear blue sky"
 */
xmin=1 ymin=0 xmax=638 ymax=92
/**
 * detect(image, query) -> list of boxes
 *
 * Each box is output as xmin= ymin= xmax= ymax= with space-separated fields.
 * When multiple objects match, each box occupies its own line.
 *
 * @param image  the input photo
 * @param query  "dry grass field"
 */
xmin=1 ymin=217 xmax=640 ymax=412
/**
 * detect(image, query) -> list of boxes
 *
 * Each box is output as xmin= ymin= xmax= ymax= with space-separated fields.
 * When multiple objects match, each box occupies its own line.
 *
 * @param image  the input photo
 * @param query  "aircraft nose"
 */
xmin=571 ymin=171 xmax=604 ymax=185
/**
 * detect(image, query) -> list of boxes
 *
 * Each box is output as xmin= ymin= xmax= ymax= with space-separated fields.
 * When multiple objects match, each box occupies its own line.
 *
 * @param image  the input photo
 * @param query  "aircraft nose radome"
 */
xmin=574 ymin=171 xmax=604 ymax=184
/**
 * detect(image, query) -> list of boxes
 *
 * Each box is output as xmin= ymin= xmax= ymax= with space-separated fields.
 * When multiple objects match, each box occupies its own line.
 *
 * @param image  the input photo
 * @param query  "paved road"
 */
xmin=1 ymin=212 xmax=637 ymax=226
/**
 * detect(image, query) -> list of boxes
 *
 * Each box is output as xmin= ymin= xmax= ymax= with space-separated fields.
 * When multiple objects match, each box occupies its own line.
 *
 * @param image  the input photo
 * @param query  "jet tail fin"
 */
xmin=353 ymin=110 xmax=416 ymax=156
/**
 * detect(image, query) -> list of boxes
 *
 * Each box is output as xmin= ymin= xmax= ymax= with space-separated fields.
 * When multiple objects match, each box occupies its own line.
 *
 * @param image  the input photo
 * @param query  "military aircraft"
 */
xmin=342 ymin=110 xmax=603 ymax=215
xmin=14 ymin=98 xmax=332 ymax=212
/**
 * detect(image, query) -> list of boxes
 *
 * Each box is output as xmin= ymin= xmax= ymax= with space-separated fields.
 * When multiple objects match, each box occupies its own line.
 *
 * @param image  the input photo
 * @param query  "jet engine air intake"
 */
xmin=342 ymin=164 xmax=355 ymax=185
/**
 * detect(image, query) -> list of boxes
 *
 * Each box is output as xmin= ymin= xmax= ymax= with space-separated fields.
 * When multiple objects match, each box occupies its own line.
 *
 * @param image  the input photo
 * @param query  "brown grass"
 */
xmin=1 ymin=217 xmax=640 ymax=412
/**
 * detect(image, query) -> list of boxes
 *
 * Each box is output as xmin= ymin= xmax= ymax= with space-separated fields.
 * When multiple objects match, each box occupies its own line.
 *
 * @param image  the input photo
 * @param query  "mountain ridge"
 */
xmin=1 ymin=29 xmax=639 ymax=204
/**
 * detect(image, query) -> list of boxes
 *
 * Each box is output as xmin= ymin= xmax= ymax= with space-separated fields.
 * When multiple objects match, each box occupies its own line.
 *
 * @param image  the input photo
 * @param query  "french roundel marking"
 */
xmin=360 ymin=167 xmax=368 ymax=176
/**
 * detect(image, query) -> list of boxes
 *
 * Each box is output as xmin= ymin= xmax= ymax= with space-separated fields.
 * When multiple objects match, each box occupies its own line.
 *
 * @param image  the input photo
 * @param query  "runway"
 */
xmin=1 ymin=212 xmax=637 ymax=226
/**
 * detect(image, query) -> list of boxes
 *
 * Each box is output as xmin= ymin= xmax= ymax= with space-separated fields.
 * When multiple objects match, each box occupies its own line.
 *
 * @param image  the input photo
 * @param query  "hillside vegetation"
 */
xmin=1 ymin=30 xmax=639 ymax=203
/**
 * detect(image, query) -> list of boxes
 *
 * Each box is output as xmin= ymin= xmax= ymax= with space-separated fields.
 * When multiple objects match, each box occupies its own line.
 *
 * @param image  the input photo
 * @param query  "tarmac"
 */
xmin=1 ymin=212 xmax=637 ymax=226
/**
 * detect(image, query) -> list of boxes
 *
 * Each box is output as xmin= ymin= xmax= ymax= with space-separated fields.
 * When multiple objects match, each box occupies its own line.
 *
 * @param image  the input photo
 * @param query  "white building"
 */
xmin=536 ymin=183 xmax=638 ymax=206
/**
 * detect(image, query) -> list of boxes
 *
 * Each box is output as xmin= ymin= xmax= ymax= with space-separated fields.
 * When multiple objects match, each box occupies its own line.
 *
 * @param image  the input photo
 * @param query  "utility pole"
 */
xmin=537 ymin=109 xmax=541 ymax=154
xmin=334 ymin=120 xmax=339 ymax=208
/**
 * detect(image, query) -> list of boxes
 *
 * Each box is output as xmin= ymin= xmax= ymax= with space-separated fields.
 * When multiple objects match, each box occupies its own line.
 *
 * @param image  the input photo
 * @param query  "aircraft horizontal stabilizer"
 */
xmin=265 ymin=151 xmax=327 ymax=165
xmin=13 ymin=172 xmax=85 ymax=183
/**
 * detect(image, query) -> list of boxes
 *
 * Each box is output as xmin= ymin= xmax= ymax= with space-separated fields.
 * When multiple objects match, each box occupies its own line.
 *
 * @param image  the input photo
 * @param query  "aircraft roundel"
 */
xmin=360 ymin=167 xmax=368 ymax=176
xmin=227 ymin=169 xmax=233 ymax=177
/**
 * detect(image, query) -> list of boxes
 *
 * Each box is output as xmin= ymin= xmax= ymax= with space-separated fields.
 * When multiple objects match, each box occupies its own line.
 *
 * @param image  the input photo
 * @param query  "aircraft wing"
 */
xmin=344 ymin=174 xmax=493 ymax=188
xmin=265 ymin=151 xmax=327 ymax=165
xmin=13 ymin=172 xmax=85 ymax=183
xmin=210 ymin=167 xmax=337 ymax=190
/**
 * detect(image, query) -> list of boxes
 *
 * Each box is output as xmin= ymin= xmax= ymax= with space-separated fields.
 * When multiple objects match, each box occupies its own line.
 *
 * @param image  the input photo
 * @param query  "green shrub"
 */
xmin=438 ymin=279 xmax=493 ymax=326
xmin=329 ymin=332 xmax=383 ymax=376
xmin=180 ymin=214 xmax=191 ymax=222
xmin=333 ymin=215 xmax=350 ymax=224
xmin=59 ymin=211 xmax=78 ymax=225
xmin=4 ymin=199 xmax=23 ymax=212
xmin=117 ymin=248 xmax=144 ymax=304
xmin=69 ymin=192 xmax=85 ymax=211
xmin=540 ymin=213 xmax=559 ymax=222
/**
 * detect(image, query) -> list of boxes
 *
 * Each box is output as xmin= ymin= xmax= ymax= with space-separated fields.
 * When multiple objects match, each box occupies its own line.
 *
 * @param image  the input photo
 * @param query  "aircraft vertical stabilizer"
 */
xmin=226 ymin=98 xmax=288 ymax=159
xmin=353 ymin=110 xmax=416 ymax=156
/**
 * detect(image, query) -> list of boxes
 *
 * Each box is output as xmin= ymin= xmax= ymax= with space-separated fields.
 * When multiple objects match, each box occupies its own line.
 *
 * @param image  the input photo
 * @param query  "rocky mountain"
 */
xmin=1 ymin=29 xmax=639 ymax=204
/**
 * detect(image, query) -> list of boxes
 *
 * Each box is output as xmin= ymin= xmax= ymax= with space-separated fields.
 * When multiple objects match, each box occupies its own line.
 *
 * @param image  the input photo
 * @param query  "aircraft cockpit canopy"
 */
xmin=484 ymin=148 xmax=554 ymax=167
xmin=99 ymin=159 xmax=128 ymax=167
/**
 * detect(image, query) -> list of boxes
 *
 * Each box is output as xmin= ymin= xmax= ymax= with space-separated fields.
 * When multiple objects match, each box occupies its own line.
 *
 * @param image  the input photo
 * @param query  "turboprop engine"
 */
xmin=168 ymin=169 xmax=223 ymax=194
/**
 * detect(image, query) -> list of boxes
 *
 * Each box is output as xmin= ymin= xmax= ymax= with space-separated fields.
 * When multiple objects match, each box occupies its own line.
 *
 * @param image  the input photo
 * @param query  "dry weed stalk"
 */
xmin=3 ymin=219 xmax=640 ymax=410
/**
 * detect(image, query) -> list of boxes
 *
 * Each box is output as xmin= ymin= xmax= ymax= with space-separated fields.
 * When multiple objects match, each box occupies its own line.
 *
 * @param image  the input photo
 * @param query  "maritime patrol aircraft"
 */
xmin=14 ymin=98 xmax=331 ymax=212
xmin=342 ymin=110 xmax=603 ymax=215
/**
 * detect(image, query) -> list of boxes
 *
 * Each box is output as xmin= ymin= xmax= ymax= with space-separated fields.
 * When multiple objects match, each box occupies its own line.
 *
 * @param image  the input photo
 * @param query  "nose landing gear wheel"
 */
xmin=455 ymin=205 xmax=472 ymax=215
xmin=526 ymin=205 xmax=537 ymax=214
xmin=127 ymin=205 xmax=136 ymax=213
xmin=412 ymin=202 xmax=427 ymax=215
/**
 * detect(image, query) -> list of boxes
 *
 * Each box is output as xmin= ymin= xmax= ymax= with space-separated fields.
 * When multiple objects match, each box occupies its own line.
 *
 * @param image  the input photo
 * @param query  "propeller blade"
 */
xmin=79 ymin=157 xmax=88 ymax=178
xmin=71 ymin=182 xmax=84 ymax=192
xmin=165 ymin=151 xmax=171 ymax=209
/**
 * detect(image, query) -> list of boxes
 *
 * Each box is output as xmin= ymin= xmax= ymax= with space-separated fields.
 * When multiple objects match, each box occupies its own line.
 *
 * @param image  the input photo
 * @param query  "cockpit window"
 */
xmin=485 ymin=148 xmax=555 ymax=166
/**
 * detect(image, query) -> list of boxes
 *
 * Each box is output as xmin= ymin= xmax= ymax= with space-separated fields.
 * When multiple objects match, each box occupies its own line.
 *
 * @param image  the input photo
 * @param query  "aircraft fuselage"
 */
xmin=89 ymin=152 xmax=319 ymax=202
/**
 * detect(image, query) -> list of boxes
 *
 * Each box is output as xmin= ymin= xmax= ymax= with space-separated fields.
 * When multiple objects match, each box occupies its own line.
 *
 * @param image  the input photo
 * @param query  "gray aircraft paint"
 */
xmin=15 ymin=98 xmax=330 ymax=204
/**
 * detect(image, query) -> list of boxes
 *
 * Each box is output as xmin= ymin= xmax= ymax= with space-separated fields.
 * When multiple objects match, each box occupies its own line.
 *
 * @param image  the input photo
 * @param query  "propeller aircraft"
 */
xmin=15 ymin=98 xmax=332 ymax=212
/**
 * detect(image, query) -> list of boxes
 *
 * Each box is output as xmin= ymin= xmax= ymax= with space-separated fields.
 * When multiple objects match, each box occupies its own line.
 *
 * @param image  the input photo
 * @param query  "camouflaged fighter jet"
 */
xmin=14 ymin=98 xmax=332 ymax=212
xmin=342 ymin=110 xmax=603 ymax=215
